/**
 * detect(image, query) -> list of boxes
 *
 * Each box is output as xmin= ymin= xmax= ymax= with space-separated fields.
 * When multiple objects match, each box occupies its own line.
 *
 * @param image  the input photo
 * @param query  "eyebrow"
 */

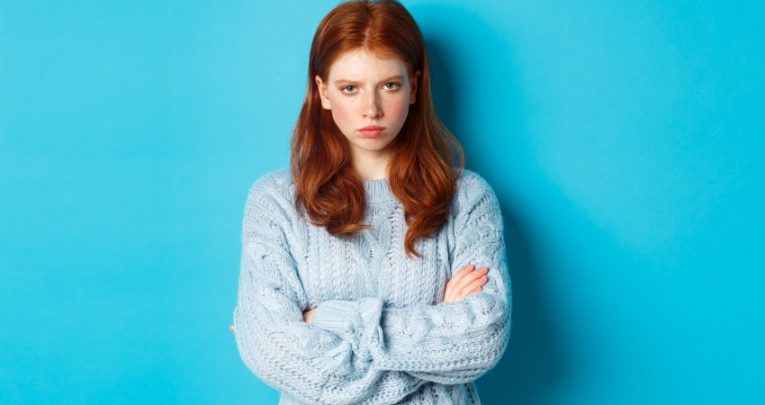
xmin=333 ymin=75 xmax=404 ymax=85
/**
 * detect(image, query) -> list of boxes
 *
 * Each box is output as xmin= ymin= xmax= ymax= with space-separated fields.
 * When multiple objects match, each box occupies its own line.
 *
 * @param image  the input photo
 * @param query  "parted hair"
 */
xmin=291 ymin=0 xmax=464 ymax=257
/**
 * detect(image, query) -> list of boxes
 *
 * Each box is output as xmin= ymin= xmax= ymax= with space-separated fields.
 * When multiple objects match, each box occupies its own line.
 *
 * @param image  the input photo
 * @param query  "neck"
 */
xmin=352 ymin=150 xmax=391 ymax=180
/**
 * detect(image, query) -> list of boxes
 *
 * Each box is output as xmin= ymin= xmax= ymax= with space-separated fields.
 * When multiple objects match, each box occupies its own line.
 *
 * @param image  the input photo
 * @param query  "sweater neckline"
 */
xmin=363 ymin=178 xmax=396 ymax=204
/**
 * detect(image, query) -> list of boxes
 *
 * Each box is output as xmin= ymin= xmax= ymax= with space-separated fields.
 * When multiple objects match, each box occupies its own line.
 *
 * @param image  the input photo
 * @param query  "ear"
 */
xmin=409 ymin=70 xmax=420 ymax=104
xmin=315 ymin=75 xmax=331 ymax=109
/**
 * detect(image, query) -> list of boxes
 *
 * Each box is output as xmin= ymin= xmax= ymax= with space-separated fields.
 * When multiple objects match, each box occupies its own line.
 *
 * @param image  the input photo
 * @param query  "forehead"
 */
xmin=327 ymin=48 xmax=409 ymax=80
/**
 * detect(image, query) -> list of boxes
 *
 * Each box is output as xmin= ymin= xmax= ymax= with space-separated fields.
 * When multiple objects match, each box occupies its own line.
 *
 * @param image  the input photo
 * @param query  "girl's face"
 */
xmin=316 ymin=48 xmax=418 ymax=168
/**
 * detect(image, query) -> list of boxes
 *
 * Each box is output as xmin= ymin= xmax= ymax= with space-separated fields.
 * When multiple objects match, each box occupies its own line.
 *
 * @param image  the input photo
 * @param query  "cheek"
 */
xmin=386 ymin=98 xmax=411 ymax=123
xmin=328 ymin=97 xmax=356 ymax=129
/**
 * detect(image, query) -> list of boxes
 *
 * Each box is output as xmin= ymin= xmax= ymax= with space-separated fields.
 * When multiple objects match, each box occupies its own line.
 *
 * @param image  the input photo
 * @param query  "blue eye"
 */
xmin=384 ymin=82 xmax=401 ymax=90
xmin=341 ymin=85 xmax=356 ymax=93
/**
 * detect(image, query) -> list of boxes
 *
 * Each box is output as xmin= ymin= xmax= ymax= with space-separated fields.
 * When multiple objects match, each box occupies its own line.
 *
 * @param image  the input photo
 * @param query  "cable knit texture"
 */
xmin=233 ymin=168 xmax=511 ymax=405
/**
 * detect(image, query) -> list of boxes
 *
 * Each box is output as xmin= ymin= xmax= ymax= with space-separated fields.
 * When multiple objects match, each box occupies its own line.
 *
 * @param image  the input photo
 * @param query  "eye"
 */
xmin=340 ymin=85 xmax=356 ymax=94
xmin=384 ymin=82 xmax=401 ymax=90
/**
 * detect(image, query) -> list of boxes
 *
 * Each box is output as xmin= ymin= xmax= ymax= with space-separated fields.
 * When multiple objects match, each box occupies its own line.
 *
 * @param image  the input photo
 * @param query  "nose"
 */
xmin=362 ymin=90 xmax=383 ymax=119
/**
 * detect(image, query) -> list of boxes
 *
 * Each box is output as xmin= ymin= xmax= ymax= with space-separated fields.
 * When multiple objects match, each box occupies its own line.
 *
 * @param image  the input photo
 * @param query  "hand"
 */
xmin=303 ymin=308 xmax=316 ymax=323
xmin=442 ymin=264 xmax=489 ymax=304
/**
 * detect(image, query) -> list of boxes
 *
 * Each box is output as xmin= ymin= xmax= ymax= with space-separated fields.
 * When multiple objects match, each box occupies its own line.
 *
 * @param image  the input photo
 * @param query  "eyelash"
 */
xmin=339 ymin=82 xmax=401 ymax=94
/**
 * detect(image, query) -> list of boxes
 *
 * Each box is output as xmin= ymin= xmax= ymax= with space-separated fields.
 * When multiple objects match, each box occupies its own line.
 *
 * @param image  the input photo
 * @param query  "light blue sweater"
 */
xmin=233 ymin=168 xmax=511 ymax=404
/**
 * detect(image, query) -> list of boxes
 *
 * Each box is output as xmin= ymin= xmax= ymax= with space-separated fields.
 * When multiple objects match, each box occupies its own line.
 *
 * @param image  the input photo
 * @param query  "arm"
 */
xmin=310 ymin=173 xmax=512 ymax=384
xmin=233 ymin=178 xmax=426 ymax=405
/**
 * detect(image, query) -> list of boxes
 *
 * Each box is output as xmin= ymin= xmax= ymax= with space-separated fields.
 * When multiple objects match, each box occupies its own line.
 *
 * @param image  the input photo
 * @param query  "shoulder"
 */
xmin=452 ymin=168 xmax=500 ymax=212
xmin=248 ymin=167 xmax=292 ymax=193
xmin=455 ymin=168 xmax=493 ymax=194
xmin=246 ymin=167 xmax=294 ymax=203
xmin=449 ymin=169 xmax=505 ymax=241
xmin=243 ymin=167 xmax=297 ymax=219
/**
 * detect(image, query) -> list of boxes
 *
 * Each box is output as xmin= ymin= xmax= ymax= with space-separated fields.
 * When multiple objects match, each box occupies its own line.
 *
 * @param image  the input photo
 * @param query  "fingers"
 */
xmin=444 ymin=265 xmax=490 ymax=304
xmin=446 ymin=264 xmax=475 ymax=291
xmin=461 ymin=272 xmax=488 ymax=295
xmin=450 ymin=266 xmax=488 ymax=292
xmin=444 ymin=265 xmax=472 ymax=303
xmin=303 ymin=308 xmax=315 ymax=323
xmin=454 ymin=264 xmax=475 ymax=277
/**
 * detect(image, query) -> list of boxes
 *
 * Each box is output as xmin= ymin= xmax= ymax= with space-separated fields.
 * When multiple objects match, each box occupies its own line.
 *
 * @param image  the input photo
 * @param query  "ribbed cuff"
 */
xmin=310 ymin=300 xmax=360 ymax=336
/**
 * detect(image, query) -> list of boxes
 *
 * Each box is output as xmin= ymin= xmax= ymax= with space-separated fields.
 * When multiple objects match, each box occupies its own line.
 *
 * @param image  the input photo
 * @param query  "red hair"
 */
xmin=291 ymin=0 xmax=464 ymax=257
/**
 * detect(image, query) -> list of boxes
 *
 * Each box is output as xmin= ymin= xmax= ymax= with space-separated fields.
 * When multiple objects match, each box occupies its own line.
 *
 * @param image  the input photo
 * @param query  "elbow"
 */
xmin=232 ymin=308 xmax=272 ymax=382
xmin=471 ymin=320 xmax=511 ymax=379
xmin=463 ymin=322 xmax=511 ymax=383
xmin=473 ymin=296 xmax=511 ymax=372
xmin=485 ymin=293 xmax=512 ymax=370
xmin=485 ymin=304 xmax=512 ymax=367
xmin=233 ymin=324 xmax=267 ymax=380
xmin=412 ymin=320 xmax=511 ymax=385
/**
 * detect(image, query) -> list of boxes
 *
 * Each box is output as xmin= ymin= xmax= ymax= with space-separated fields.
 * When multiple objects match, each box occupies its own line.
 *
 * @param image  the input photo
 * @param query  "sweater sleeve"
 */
xmin=310 ymin=173 xmax=512 ymax=384
xmin=233 ymin=176 xmax=426 ymax=405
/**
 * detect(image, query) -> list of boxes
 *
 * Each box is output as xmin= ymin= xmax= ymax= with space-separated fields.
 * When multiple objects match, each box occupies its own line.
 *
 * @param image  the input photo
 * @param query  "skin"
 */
xmin=230 ymin=48 xmax=488 ymax=332
xmin=315 ymin=48 xmax=418 ymax=180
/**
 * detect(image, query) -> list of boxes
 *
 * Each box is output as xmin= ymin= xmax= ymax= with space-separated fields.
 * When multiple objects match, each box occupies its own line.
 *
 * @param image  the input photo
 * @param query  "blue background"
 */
xmin=1 ymin=1 xmax=763 ymax=403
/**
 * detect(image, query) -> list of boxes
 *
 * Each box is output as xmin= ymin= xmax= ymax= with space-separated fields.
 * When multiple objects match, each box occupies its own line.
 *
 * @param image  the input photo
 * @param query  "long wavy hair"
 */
xmin=291 ymin=0 xmax=464 ymax=257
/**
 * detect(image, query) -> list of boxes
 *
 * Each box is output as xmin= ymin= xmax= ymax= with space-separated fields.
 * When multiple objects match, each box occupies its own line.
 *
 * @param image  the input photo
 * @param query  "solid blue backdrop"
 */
xmin=1 ymin=1 xmax=763 ymax=403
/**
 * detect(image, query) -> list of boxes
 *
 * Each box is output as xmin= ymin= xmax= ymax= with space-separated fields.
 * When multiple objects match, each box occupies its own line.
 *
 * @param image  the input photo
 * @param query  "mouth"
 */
xmin=358 ymin=126 xmax=386 ymax=138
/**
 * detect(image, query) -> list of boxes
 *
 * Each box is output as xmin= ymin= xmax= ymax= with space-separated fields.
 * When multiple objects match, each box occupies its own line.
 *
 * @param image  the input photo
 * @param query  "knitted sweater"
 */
xmin=233 ymin=168 xmax=511 ymax=405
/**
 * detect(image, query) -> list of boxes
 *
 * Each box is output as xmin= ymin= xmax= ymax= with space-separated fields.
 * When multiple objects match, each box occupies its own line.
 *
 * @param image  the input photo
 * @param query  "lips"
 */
xmin=358 ymin=125 xmax=386 ymax=138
